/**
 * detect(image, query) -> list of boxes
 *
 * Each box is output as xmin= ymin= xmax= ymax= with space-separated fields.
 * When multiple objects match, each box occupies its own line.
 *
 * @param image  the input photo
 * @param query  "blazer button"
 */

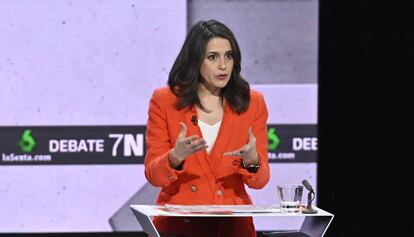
xmin=216 ymin=190 xmax=223 ymax=196
xmin=191 ymin=185 xmax=197 ymax=192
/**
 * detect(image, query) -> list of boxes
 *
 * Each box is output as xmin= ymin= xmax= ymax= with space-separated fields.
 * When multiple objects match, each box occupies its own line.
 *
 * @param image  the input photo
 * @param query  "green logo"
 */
xmin=268 ymin=128 xmax=280 ymax=151
xmin=19 ymin=129 xmax=36 ymax=152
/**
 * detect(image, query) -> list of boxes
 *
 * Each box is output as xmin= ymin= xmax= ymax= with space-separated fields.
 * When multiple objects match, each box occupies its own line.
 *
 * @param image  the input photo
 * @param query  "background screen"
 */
xmin=0 ymin=0 xmax=318 ymax=233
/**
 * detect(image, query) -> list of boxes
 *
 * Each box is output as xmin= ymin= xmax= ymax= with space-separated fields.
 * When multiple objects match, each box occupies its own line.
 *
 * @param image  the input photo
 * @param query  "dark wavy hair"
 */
xmin=168 ymin=20 xmax=250 ymax=113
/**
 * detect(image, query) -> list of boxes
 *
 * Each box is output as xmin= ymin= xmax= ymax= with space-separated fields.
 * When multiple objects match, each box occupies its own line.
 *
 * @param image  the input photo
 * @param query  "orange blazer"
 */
xmin=145 ymin=87 xmax=270 ymax=205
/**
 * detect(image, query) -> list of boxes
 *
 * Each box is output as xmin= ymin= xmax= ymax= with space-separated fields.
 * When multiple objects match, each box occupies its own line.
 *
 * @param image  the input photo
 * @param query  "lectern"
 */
xmin=130 ymin=205 xmax=333 ymax=237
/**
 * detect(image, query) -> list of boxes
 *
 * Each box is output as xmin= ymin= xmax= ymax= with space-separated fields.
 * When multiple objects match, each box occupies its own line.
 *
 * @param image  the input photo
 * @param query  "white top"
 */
xmin=198 ymin=120 xmax=222 ymax=154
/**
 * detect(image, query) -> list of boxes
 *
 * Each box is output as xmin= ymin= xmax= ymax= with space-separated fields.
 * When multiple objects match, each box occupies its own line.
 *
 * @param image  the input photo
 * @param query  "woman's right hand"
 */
xmin=169 ymin=122 xmax=208 ymax=168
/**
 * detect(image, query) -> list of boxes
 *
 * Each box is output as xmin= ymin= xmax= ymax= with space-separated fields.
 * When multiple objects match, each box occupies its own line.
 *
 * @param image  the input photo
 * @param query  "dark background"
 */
xmin=3 ymin=0 xmax=413 ymax=236
xmin=318 ymin=0 xmax=413 ymax=236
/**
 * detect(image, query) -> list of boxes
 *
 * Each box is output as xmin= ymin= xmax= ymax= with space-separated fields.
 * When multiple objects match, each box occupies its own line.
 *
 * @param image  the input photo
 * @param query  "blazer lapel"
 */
xmin=209 ymin=101 xmax=236 ymax=166
xmin=184 ymin=106 xmax=217 ymax=179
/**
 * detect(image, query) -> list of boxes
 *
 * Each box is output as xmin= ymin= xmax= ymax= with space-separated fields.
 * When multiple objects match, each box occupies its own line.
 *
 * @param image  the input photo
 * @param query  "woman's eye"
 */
xmin=207 ymin=55 xmax=216 ymax=60
xmin=225 ymin=53 xmax=233 ymax=59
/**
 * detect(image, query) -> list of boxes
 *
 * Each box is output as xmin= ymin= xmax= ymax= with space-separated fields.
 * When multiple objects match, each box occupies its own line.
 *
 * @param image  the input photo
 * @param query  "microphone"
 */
xmin=302 ymin=179 xmax=313 ymax=192
xmin=191 ymin=115 xmax=197 ymax=125
xmin=301 ymin=179 xmax=318 ymax=214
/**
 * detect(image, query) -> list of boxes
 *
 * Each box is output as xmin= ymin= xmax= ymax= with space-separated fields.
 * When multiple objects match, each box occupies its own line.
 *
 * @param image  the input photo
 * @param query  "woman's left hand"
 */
xmin=223 ymin=127 xmax=259 ymax=165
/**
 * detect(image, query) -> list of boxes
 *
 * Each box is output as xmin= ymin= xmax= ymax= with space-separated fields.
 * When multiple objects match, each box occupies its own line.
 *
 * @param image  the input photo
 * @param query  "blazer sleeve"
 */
xmin=237 ymin=92 xmax=270 ymax=189
xmin=144 ymin=89 xmax=184 ymax=187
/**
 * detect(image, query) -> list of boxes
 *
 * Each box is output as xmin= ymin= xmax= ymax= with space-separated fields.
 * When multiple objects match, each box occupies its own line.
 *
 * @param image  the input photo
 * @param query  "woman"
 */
xmin=145 ymin=20 xmax=270 ymax=237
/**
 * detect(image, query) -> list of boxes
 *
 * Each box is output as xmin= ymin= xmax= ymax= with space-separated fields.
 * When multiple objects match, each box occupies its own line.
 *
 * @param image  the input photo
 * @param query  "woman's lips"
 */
xmin=217 ymin=74 xmax=227 ymax=80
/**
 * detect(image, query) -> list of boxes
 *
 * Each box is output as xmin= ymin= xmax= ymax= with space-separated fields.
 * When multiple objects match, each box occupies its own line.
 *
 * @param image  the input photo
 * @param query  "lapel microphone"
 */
xmin=191 ymin=115 xmax=197 ymax=125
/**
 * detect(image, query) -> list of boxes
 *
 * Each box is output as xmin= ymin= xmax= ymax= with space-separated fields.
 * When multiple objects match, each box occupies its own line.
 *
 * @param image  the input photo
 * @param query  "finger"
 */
xmin=183 ymin=135 xmax=199 ymax=144
xmin=178 ymin=122 xmax=187 ymax=139
xmin=248 ymin=127 xmax=256 ymax=142
xmin=190 ymin=141 xmax=207 ymax=151
xmin=190 ymin=138 xmax=206 ymax=147
xmin=223 ymin=148 xmax=242 ymax=156
xmin=192 ymin=143 xmax=209 ymax=152
xmin=224 ymin=151 xmax=240 ymax=157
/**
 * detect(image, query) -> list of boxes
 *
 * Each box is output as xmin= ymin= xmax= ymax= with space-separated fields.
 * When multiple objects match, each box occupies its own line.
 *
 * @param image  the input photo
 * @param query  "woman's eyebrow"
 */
xmin=206 ymin=50 xmax=233 ymax=54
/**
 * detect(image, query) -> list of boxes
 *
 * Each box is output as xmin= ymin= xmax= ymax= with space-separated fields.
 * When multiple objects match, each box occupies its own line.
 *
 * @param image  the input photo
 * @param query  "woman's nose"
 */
xmin=218 ymin=58 xmax=227 ymax=70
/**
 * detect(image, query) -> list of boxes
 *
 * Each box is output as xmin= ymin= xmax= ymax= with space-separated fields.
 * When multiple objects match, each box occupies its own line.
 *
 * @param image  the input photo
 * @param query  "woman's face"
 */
xmin=199 ymin=37 xmax=234 ymax=93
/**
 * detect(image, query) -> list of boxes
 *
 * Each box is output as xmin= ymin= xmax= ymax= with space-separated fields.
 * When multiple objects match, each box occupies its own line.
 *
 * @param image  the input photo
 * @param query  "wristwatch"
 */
xmin=241 ymin=159 xmax=260 ymax=173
